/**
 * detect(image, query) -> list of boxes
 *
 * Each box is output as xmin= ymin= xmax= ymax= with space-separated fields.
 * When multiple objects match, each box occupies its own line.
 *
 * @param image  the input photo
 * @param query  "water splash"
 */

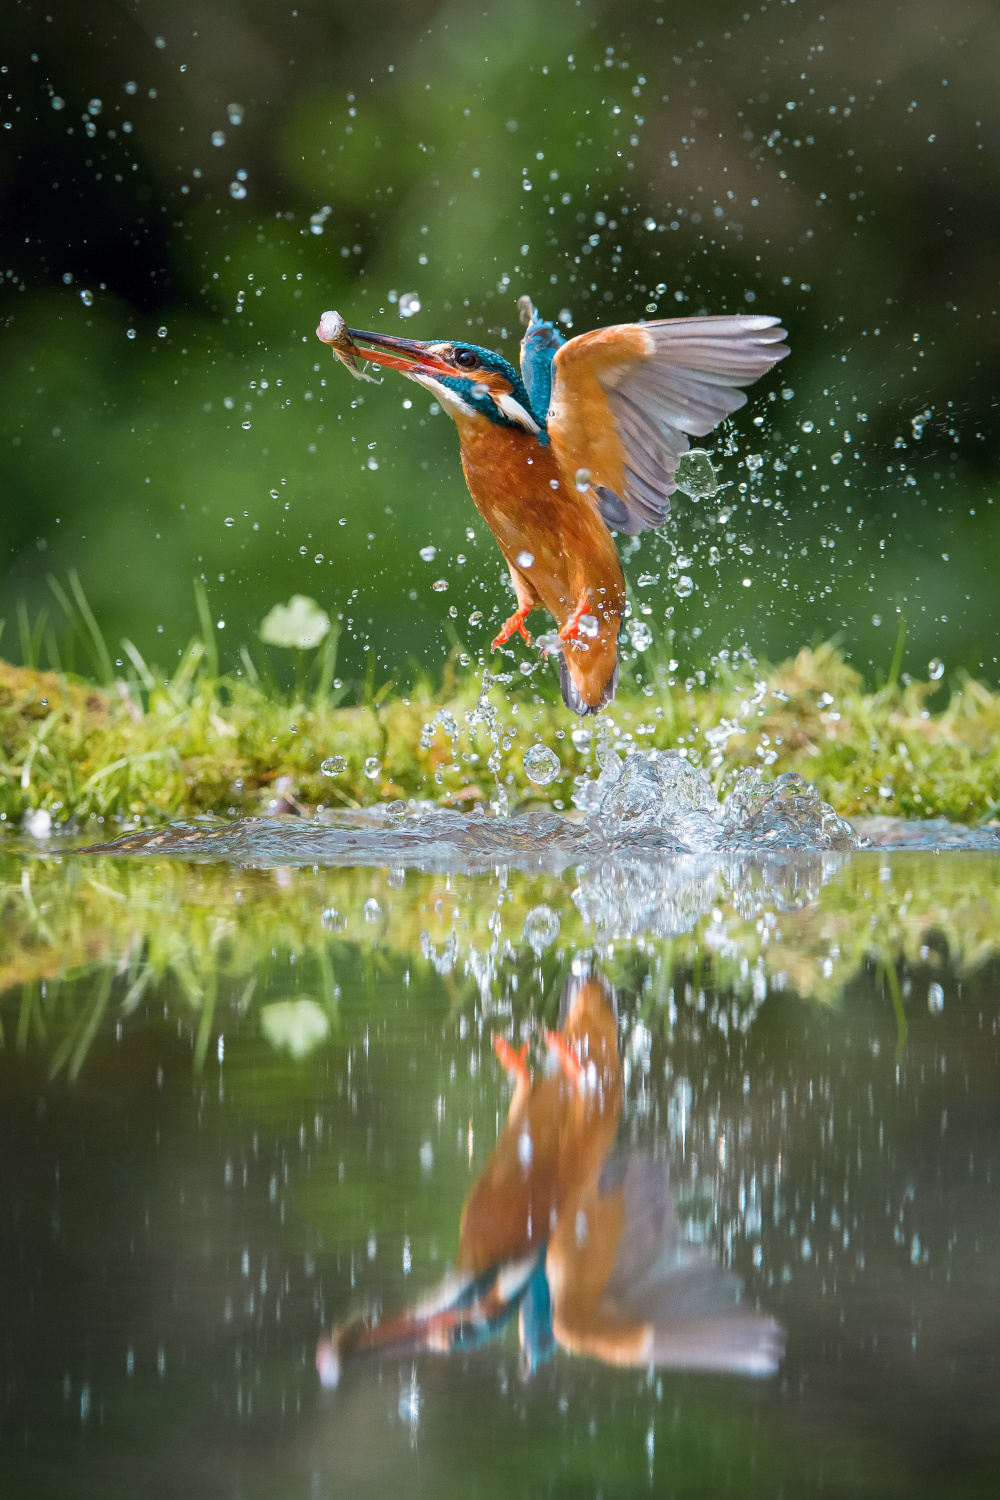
xmin=464 ymin=668 xmax=509 ymax=817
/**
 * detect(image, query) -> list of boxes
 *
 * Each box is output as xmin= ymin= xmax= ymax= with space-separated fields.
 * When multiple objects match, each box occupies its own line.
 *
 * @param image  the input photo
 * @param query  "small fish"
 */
xmin=316 ymin=309 xmax=381 ymax=383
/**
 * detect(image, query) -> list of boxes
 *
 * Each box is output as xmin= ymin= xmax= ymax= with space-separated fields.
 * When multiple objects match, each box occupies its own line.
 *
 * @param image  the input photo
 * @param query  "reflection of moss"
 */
xmin=3 ymin=850 xmax=1000 ymax=1079
xmin=2 ymin=641 xmax=1000 ymax=831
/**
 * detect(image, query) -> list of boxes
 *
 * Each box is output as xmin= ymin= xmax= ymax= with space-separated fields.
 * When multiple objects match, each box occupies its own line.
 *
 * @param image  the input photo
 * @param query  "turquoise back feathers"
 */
xmin=517 ymin=296 xmax=565 ymax=422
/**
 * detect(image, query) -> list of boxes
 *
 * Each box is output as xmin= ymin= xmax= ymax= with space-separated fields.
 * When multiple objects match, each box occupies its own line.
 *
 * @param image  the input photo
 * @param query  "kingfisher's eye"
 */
xmin=454 ymin=348 xmax=479 ymax=369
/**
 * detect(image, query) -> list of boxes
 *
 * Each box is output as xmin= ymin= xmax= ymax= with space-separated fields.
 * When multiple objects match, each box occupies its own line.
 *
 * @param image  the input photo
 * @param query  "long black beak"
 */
xmin=343 ymin=327 xmax=455 ymax=376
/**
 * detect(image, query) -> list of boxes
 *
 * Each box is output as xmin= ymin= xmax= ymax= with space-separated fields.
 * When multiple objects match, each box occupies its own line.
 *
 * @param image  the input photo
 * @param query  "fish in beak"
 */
xmin=316 ymin=310 xmax=454 ymax=382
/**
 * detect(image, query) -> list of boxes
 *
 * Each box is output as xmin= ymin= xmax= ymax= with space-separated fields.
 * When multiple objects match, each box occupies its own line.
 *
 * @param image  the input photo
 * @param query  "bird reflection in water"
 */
xmin=317 ymin=964 xmax=782 ymax=1387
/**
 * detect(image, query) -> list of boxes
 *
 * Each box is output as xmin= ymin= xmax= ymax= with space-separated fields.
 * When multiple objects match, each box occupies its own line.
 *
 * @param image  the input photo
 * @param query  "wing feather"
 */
xmin=548 ymin=314 xmax=788 ymax=535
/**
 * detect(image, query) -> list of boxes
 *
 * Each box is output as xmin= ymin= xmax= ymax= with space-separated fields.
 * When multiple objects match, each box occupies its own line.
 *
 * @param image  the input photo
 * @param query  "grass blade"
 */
xmin=68 ymin=569 xmax=114 ymax=684
xmin=193 ymin=579 xmax=218 ymax=679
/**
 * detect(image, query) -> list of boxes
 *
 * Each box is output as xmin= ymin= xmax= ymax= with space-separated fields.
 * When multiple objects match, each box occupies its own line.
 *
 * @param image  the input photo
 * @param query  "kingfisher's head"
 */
xmin=317 ymin=313 xmax=546 ymax=438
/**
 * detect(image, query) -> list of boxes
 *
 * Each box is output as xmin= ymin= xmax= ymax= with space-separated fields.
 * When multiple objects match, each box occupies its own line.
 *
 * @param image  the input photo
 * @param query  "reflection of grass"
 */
xmin=3 ymin=850 xmax=1000 ymax=1081
xmin=2 ymin=624 xmax=1000 ymax=829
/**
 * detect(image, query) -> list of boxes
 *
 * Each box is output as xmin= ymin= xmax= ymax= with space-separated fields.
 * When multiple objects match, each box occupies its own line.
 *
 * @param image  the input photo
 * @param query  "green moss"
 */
xmin=1 ymin=638 xmax=999 ymax=832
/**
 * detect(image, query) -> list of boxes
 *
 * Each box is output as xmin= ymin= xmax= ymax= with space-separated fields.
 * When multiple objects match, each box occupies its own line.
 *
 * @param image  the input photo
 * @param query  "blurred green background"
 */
xmin=0 ymin=0 xmax=996 ymax=693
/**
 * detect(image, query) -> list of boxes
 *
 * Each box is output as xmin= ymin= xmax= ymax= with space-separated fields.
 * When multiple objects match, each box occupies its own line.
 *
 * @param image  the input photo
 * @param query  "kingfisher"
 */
xmin=317 ymin=300 xmax=788 ymax=715
xmin=316 ymin=967 xmax=783 ymax=1387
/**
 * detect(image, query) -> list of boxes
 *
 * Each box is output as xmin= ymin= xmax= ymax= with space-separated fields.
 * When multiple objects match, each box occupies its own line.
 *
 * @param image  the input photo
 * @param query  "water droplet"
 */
xmin=419 ymin=545 xmax=436 ymax=561
xmin=230 ymin=181 xmax=247 ymax=199
xmin=516 ymin=550 xmax=534 ymax=568
xmin=212 ymin=129 xmax=226 ymax=146
xmin=87 ymin=98 xmax=102 ymax=116
xmin=126 ymin=328 xmax=136 ymax=339
xmin=321 ymin=756 xmax=346 ymax=777
xmin=157 ymin=325 xmax=167 ymax=338
xmin=629 ymin=620 xmax=652 ymax=651
xmin=398 ymin=291 xmax=421 ymax=318
xmin=574 ymin=467 xmax=592 ymax=492
xmin=928 ymin=658 xmax=944 ymax=681
xmin=800 ymin=419 xmax=814 ymax=433
xmin=270 ymin=489 xmax=279 ymax=499
xmin=673 ymin=449 xmax=721 ymax=500
xmin=928 ymin=982 xmax=944 ymax=1012
xmin=578 ymin=613 xmax=599 ymax=638
xmin=363 ymin=756 xmax=381 ymax=779
xmin=872 ymin=614 xmax=882 ymax=627
xmin=314 ymin=553 xmax=323 ymax=563
xmin=51 ymin=96 xmax=65 ymax=111
xmin=227 ymin=102 xmax=245 ymax=126
xmin=571 ymin=726 xmax=592 ymax=751
xmin=673 ymin=575 xmax=694 ymax=598
xmin=523 ymin=905 xmax=560 ymax=955
xmin=241 ymin=420 xmax=251 ymax=429
xmin=468 ymin=610 xmax=483 ymax=625
xmin=432 ymin=579 xmax=448 ymax=592
xmin=224 ymin=516 xmax=235 ymax=527
xmin=363 ymin=897 xmax=381 ymax=922
xmin=79 ymin=289 xmax=94 ymax=307
xmin=523 ymin=744 xmax=561 ymax=785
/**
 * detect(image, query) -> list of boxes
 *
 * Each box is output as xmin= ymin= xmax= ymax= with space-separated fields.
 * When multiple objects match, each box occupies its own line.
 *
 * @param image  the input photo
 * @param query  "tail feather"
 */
xmin=559 ymin=650 xmax=619 ymax=716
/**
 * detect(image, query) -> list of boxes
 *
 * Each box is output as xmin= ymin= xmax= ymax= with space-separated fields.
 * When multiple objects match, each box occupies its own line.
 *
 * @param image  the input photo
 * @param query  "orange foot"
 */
xmin=492 ymin=1034 xmax=531 ymax=1086
xmin=492 ymin=607 xmax=532 ymax=651
xmin=545 ymin=1030 xmax=586 ymax=1087
xmin=558 ymin=595 xmax=592 ymax=645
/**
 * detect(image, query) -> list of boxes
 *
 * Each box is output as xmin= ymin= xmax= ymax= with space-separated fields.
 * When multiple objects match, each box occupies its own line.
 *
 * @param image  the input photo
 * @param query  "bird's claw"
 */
xmin=492 ymin=1034 xmax=531 ymax=1085
xmin=544 ymin=1029 xmax=586 ymax=1087
xmin=492 ymin=609 xmax=532 ymax=651
xmin=558 ymin=595 xmax=591 ymax=645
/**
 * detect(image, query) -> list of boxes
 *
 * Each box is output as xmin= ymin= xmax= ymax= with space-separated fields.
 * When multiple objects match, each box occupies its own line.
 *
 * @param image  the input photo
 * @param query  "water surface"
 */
xmin=2 ymin=821 xmax=999 ymax=1497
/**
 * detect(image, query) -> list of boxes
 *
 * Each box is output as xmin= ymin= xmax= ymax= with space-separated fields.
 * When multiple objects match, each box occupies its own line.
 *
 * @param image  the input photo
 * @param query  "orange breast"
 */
xmin=454 ymin=415 xmax=626 ymax=639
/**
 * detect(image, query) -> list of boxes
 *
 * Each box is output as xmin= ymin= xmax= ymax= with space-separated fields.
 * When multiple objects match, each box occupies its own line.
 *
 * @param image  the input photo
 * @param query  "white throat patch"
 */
xmin=407 ymin=371 xmax=476 ymax=417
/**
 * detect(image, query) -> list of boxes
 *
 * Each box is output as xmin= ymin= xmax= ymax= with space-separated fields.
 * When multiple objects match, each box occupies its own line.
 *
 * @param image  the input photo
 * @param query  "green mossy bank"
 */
xmin=2 ymin=643 xmax=999 ymax=834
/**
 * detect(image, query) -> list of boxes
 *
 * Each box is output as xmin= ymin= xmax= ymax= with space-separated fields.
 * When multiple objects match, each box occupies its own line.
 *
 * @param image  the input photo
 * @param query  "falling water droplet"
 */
xmin=578 ymin=613 xmax=599 ymax=638
xmin=224 ymin=517 xmax=235 ymax=527
xmin=523 ymin=744 xmax=561 ymax=785
xmin=79 ymin=289 xmax=94 ymax=306
xmin=419 ymin=545 xmax=436 ymax=561
xmin=523 ymin=905 xmax=560 ymax=955
xmin=363 ymin=756 xmax=382 ymax=780
xmin=398 ymin=292 xmax=421 ymax=318
xmin=628 ymin=620 xmax=653 ymax=651
xmin=674 ymin=449 xmax=721 ymax=500
xmin=241 ymin=420 xmax=251 ymax=430
xmin=928 ymin=658 xmax=944 ymax=681
xmin=230 ymin=181 xmax=247 ymax=199
xmin=157 ymin=326 xmax=167 ymax=338
xmin=227 ymin=102 xmax=245 ymax=126
xmin=126 ymin=328 xmax=136 ymax=339
xmin=574 ymin=467 xmax=592 ymax=492
xmin=321 ymin=756 xmax=346 ymax=777
xmin=516 ymin=550 xmax=534 ymax=568
xmin=800 ymin=419 xmax=814 ymax=433
xmin=212 ymin=129 xmax=226 ymax=147
xmin=432 ymin=579 xmax=448 ymax=592
xmin=673 ymin=576 xmax=694 ymax=598
xmin=363 ymin=897 xmax=381 ymax=922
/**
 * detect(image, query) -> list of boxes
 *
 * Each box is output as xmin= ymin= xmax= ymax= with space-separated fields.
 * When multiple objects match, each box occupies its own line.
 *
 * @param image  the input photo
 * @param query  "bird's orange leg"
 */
xmin=558 ymin=593 xmax=591 ymax=646
xmin=491 ymin=605 xmax=533 ymax=651
xmin=544 ymin=1030 xmax=586 ymax=1087
xmin=492 ymin=1034 xmax=531 ymax=1086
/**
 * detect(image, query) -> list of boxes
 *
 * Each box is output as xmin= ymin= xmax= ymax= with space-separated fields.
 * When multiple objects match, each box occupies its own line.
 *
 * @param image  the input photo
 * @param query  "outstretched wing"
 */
xmin=547 ymin=315 xmax=789 ymax=536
